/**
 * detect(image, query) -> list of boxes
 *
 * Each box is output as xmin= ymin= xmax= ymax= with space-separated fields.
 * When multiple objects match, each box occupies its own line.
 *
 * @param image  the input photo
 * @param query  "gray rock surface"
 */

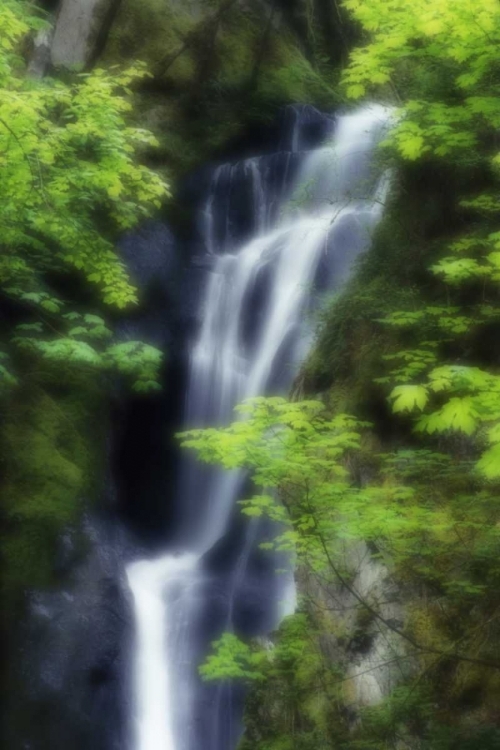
xmin=28 ymin=26 xmax=54 ymax=77
xmin=298 ymin=540 xmax=409 ymax=717
xmin=51 ymin=0 xmax=117 ymax=68
xmin=7 ymin=516 xmax=137 ymax=750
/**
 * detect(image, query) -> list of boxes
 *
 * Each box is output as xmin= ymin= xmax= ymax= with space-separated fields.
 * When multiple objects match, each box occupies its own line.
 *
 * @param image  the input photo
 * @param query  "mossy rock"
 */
xmin=102 ymin=0 xmax=339 ymax=178
xmin=0 ymin=374 xmax=105 ymax=600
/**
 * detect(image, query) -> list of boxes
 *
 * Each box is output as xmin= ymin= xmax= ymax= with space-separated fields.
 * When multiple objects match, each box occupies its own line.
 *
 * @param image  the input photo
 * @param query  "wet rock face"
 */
xmin=117 ymin=220 xmax=181 ymax=350
xmin=51 ymin=0 xmax=119 ymax=68
xmin=119 ymin=221 xmax=178 ymax=292
xmin=7 ymin=518 xmax=135 ymax=750
xmin=111 ymin=221 xmax=192 ymax=546
xmin=180 ymin=105 xmax=336 ymax=256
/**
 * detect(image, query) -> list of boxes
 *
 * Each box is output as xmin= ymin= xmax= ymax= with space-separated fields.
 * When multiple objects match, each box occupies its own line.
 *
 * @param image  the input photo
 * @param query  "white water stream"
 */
xmin=126 ymin=104 xmax=392 ymax=750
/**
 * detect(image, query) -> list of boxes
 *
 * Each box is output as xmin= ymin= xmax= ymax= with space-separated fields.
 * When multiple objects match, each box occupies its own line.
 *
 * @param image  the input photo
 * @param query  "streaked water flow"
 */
xmin=127 ymin=104 xmax=392 ymax=750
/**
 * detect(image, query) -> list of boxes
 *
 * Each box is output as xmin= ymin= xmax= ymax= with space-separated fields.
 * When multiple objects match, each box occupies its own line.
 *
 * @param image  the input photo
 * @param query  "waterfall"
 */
xmin=126 ymin=103 xmax=392 ymax=750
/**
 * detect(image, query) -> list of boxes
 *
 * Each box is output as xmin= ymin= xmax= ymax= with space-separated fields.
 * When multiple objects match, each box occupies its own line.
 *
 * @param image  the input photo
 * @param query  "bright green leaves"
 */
xmin=199 ymin=633 xmax=267 ymax=683
xmin=379 ymin=347 xmax=438 ymax=384
xmin=398 ymin=134 xmax=425 ymax=161
xmin=0 ymin=60 xmax=168 ymax=304
xmin=346 ymin=83 xmax=366 ymax=99
xmin=239 ymin=494 xmax=285 ymax=521
xmin=431 ymin=258 xmax=485 ymax=284
xmin=390 ymin=385 xmax=429 ymax=413
xmin=181 ymin=398 xmax=365 ymax=497
xmin=0 ymin=1 xmax=169 ymax=396
xmin=104 ymin=341 xmax=163 ymax=393
xmin=8 ymin=305 xmax=163 ymax=391
xmin=417 ymin=397 xmax=480 ymax=436
xmin=342 ymin=0 xmax=500 ymax=479
xmin=343 ymin=0 xmax=500 ymax=169
xmin=199 ymin=614 xmax=322 ymax=690
xmin=183 ymin=391 xmax=500 ymax=695
xmin=181 ymin=398 xmax=368 ymax=562
xmin=199 ymin=612 xmax=325 ymax=696
xmin=69 ymin=314 xmax=111 ymax=340
xmin=392 ymin=121 xmax=428 ymax=161
xmin=0 ymin=3 xmax=31 ymax=86
xmin=476 ymin=444 xmax=500 ymax=479
xmin=385 ymin=361 xmax=500 ymax=472
xmin=34 ymin=339 xmax=102 ymax=367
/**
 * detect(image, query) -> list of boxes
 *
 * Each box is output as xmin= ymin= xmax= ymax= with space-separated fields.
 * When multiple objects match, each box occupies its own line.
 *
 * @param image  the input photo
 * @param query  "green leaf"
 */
xmin=477 ymin=444 xmax=500 ymax=479
xmin=390 ymin=385 xmax=429 ymax=413
xmin=418 ymin=398 xmax=479 ymax=435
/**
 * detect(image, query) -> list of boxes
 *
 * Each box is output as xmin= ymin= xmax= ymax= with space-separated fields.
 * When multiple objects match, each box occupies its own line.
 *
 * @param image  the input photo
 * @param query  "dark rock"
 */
xmin=119 ymin=220 xmax=178 ymax=294
xmin=117 ymin=220 xmax=181 ymax=350
xmin=7 ymin=516 xmax=136 ymax=750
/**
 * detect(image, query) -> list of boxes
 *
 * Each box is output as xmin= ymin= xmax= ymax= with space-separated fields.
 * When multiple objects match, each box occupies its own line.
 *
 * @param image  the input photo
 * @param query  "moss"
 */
xmin=102 ymin=0 xmax=339 ymax=179
xmin=301 ymin=158 xmax=472 ymax=439
xmin=0 ymin=372 xmax=106 ymax=600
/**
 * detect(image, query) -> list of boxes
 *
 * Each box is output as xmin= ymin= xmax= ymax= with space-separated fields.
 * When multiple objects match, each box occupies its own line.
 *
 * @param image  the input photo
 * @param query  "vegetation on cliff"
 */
xmin=0 ymin=0 xmax=166 ymax=605
xmin=102 ymin=0 xmax=349 ymax=176
xmin=183 ymin=1 xmax=500 ymax=747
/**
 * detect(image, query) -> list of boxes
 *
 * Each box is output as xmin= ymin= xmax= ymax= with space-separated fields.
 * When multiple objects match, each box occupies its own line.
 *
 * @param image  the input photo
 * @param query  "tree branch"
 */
xmin=303 ymin=496 xmax=500 ymax=671
xmin=153 ymin=0 xmax=240 ymax=78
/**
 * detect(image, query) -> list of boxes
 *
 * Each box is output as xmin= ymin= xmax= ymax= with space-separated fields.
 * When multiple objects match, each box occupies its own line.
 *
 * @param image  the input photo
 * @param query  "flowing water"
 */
xmin=126 ymin=104 xmax=392 ymax=750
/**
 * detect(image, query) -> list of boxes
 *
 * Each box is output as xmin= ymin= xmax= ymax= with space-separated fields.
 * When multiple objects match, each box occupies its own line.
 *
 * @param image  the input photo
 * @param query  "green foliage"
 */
xmin=182 ymin=397 xmax=368 ymax=565
xmin=205 ymin=613 xmax=347 ymax=750
xmin=0 ymin=0 xmax=168 ymax=394
xmin=200 ymin=633 xmax=267 ymax=683
xmin=183 ymin=396 xmax=500 ymax=608
xmin=342 ymin=0 xmax=500 ymax=480
xmin=390 ymin=384 xmax=428 ymax=413
xmin=0 ymin=375 xmax=105 ymax=598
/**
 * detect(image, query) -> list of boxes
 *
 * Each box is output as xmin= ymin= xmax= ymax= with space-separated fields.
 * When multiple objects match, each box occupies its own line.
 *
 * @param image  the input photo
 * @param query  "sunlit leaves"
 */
xmin=379 ymin=347 xmax=438 ymax=384
xmin=343 ymin=0 xmax=500 ymax=480
xmin=417 ymin=397 xmax=480 ymax=436
xmin=0 ymin=1 xmax=168 ymax=393
xmin=431 ymin=258 xmax=485 ymax=284
xmin=343 ymin=0 xmax=500 ymax=167
xmin=199 ymin=633 xmax=267 ymax=683
xmin=181 ymin=398 xmax=367 ymax=555
xmin=390 ymin=385 xmax=429 ymax=413
xmin=476 ymin=444 xmax=500 ymax=479
xmin=181 ymin=390 xmax=500 ymax=690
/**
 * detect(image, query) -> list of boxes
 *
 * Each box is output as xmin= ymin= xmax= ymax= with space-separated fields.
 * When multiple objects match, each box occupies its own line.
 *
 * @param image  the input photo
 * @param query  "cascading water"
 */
xmin=126 ymin=104 xmax=392 ymax=750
